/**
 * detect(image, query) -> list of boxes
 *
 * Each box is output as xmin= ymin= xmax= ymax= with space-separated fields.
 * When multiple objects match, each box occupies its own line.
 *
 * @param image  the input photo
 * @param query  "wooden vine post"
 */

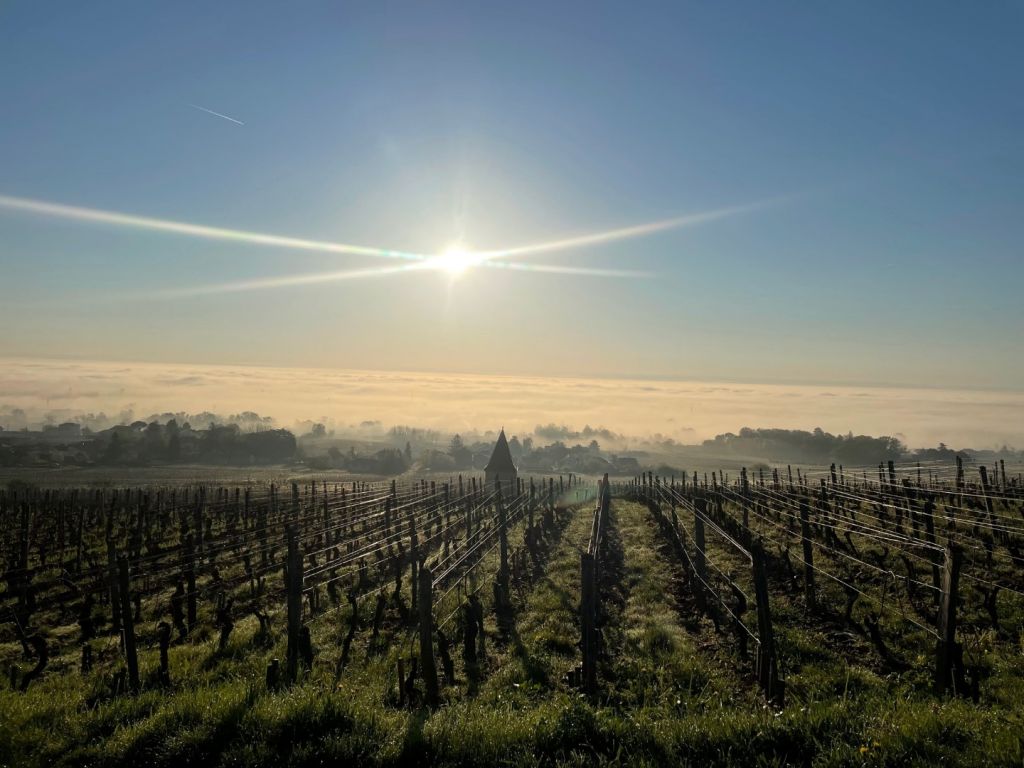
xmin=799 ymin=498 xmax=816 ymax=611
xmin=410 ymin=518 xmax=419 ymax=613
xmin=184 ymin=533 xmax=198 ymax=631
xmin=117 ymin=555 xmax=139 ymax=691
xmin=497 ymin=480 xmax=509 ymax=587
xmin=935 ymin=543 xmax=964 ymax=696
xmin=285 ymin=525 xmax=302 ymax=684
xmin=922 ymin=496 xmax=941 ymax=600
xmin=979 ymin=467 xmax=998 ymax=540
xmin=418 ymin=562 xmax=439 ymax=707
xmin=528 ymin=479 xmax=535 ymax=530
xmin=106 ymin=536 xmax=122 ymax=635
xmin=693 ymin=495 xmax=708 ymax=614
xmin=580 ymin=550 xmax=597 ymax=695
xmin=595 ymin=476 xmax=610 ymax=584
xmin=751 ymin=541 xmax=783 ymax=705
xmin=579 ymin=475 xmax=610 ymax=696
xmin=740 ymin=467 xmax=750 ymax=535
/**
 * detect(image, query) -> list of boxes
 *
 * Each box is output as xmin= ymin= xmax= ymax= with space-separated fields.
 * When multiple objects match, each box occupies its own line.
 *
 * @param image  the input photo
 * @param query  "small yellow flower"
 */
xmin=860 ymin=746 xmax=869 ymax=754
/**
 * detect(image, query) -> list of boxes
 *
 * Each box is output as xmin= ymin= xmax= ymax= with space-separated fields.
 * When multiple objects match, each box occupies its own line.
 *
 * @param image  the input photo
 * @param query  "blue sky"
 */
xmin=1 ymin=1 xmax=1021 ymax=389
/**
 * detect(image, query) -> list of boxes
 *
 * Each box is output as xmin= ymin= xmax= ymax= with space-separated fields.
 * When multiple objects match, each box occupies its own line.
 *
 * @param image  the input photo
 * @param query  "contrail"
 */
xmin=189 ymin=103 xmax=245 ymax=125
xmin=0 ymin=194 xmax=427 ymax=261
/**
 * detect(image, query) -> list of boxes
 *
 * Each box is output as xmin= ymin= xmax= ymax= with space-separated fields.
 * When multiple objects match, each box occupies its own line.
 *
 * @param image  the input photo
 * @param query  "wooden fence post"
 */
xmin=117 ymin=556 xmax=139 ymax=691
xmin=418 ymin=562 xmax=439 ymax=707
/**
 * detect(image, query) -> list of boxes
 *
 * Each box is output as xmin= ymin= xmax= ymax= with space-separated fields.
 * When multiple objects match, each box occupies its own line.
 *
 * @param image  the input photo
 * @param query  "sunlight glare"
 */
xmin=429 ymin=245 xmax=481 ymax=276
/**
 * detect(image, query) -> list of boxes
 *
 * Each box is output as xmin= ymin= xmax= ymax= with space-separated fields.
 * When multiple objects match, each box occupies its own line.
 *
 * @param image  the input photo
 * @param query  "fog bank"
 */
xmin=1 ymin=357 xmax=1022 ymax=449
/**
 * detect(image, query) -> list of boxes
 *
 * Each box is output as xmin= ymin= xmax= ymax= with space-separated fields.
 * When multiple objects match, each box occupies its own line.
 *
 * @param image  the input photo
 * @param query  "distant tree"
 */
xmin=241 ymin=429 xmax=297 ymax=463
xmin=424 ymin=449 xmax=456 ymax=471
xmin=167 ymin=431 xmax=181 ymax=462
xmin=143 ymin=421 xmax=164 ymax=460
xmin=376 ymin=448 xmax=408 ymax=475
xmin=548 ymin=441 xmax=569 ymax=463
xmin=404 ymin=441 xmax=412 ymax=463
xmin=104 ymin=431 xmax=123 ymax=463
xmin=166 ymin=419 xmax=181 ymax=461
xmin=448 ymin=434 xmax=471 ymax=469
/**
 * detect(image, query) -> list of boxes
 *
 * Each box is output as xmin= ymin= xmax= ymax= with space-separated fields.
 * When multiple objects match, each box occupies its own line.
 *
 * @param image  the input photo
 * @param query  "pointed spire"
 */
xmin=485 ymin=428 xmax=516 ymax=472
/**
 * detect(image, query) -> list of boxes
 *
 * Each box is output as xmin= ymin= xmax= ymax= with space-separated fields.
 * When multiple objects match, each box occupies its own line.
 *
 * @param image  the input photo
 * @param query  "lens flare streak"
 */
xmin=0 ymin=194 xmax=427 ymax=262
xmin=154 ymin=263 xmax=431 ymax=297
xmin=0 ymin=192 xmax=776 ymax=297
xmin=484 ymin=260 xmax=652 ymax=278
xmin=474 ymin=200 xmax=772 ymax=262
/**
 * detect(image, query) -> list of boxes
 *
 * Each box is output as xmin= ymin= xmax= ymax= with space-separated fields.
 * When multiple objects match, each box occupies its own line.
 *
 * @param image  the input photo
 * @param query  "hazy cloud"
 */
xmin=0 ymin=357 xmax=1022 ymax=448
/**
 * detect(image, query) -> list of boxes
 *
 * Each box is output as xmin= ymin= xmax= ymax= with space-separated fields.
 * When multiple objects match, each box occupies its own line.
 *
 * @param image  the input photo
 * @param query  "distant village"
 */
xmin=0 ymin=417 xmax=641 ymax=475
xmin=1 ymin=413 xmax=1017 ymax=474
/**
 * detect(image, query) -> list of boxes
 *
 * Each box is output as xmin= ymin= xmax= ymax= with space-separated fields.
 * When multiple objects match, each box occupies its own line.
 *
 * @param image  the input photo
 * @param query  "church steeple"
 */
xmin=485 ymin=428 xmax=518 ymax=490
xmin=485 ymin=428 xmax=516 ymax=473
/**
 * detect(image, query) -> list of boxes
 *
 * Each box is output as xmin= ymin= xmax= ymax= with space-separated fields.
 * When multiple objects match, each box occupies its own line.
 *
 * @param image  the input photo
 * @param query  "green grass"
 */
xmin=2 ymin=499 xmax=1024 ymax=767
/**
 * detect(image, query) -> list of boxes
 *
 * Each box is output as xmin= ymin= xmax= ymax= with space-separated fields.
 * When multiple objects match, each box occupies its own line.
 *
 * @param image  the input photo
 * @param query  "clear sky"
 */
xmin=1 ymin=1 xmax=1022 ymax=390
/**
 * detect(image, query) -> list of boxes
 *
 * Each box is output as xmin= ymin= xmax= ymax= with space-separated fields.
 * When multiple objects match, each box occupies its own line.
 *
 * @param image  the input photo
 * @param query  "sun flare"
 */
xmin=429 ymin=245 xmax=481 ymax=276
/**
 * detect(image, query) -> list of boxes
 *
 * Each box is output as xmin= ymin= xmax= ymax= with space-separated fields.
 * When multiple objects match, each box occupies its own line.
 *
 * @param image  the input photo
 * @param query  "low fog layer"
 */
xmin=2 ymin=357 xmax=1023 ymax=449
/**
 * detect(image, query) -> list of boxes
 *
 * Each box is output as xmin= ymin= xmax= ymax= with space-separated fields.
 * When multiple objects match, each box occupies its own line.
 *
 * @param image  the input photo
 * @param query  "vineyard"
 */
xmin=1 ymin=461 xmax=1023 ymax=766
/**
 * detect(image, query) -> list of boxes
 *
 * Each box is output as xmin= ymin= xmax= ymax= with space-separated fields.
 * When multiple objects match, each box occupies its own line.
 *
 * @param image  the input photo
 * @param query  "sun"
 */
xmin=428 ymin=244 xmax=481 ymax=276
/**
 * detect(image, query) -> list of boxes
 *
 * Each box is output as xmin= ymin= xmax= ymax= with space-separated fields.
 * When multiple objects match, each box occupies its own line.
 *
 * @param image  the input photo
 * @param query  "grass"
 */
xmin=2 ymin=499 xmax=1024 ymax=767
